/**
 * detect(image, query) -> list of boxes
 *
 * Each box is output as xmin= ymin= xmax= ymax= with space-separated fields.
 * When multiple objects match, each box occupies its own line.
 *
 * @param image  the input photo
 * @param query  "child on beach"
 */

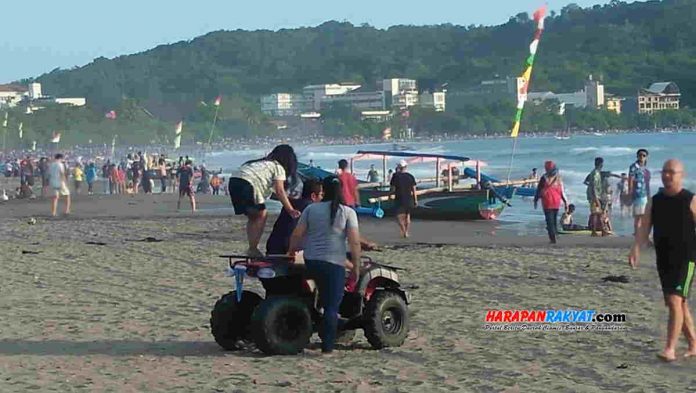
xmin=228 ymin=145 xmax=300 ymax=257
xmin=72 ymin=164 xmax=84 ymax=195
xmin=266 ymin=178 xmax=323 ymax=255
xmin=560 ymin=204 xmax=588 ymax=231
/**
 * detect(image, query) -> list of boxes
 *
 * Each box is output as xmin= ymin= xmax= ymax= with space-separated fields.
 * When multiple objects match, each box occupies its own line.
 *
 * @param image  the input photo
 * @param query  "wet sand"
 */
xmin=0 ymin=193 xmax=692 ymax=392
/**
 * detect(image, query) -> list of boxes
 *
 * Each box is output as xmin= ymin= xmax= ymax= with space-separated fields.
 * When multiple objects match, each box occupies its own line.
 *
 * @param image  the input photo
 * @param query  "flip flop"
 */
xmin=657 ymin=353 xmax=677 ymax=362
xmin=683 ymin=352 xmax=696 ymax=359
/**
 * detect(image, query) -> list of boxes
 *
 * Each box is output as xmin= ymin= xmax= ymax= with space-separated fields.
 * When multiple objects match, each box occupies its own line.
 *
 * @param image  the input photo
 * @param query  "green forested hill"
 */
xmin=5 ymin=0 xmax=696 ymax=146
xmin=35 ymin=0 xmax=696 ymax=110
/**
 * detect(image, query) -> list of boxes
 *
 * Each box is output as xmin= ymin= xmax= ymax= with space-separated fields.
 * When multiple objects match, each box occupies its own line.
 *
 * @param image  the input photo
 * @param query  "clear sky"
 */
xmin=0 ymin=0 xmax=608 ymax=83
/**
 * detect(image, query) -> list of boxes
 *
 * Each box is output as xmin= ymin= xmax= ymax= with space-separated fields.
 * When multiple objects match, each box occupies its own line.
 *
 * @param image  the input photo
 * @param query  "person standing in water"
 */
xmin=228 ymin=144 xmax=300 ymax=257
xmin=534 ymin=161 xmax=568 ymax=244
xmin=630 ymin=159 xmax=696 ymax=362
xmin=584 ymin=157 xmax=606 ymax=236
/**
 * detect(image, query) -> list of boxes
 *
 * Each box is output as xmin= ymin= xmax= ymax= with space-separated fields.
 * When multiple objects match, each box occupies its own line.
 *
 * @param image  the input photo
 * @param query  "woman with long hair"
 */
xmin=534 ymin=161 xmax=568 ymax=244
xmin=229 ymin=144 xmax=301 ymax=257
xmin=288 ymin=176 xmax=361 ymax=354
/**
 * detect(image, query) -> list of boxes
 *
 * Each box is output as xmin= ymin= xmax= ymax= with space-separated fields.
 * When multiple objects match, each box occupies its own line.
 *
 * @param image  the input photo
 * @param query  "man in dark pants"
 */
xmin=630 ymin=159 xmax=696 ymax=362
xmin=390 ymin=160 xmax=417 ymax=238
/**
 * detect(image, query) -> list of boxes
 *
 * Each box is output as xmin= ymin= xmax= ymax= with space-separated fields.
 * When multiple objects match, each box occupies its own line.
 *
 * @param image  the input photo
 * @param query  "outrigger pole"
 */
xmin=506 ymin=6 xmax=547 ymax=182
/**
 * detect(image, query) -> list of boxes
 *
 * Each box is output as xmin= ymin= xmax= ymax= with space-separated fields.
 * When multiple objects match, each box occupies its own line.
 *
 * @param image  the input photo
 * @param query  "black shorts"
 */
xmin=657 ymin=258 xmax=696 ymax=298
xmin=394 ymin=199 xmax=414 ymax=215
xmin=179 ymin=185 xmax=193 ymax=197
xmin=229 ymin=177 xmax=266 ymax=215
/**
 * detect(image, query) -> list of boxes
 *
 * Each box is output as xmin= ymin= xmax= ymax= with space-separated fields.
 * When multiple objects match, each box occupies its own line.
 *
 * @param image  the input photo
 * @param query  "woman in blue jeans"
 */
xmin=288 ymin=176 xmax=361 ymax=354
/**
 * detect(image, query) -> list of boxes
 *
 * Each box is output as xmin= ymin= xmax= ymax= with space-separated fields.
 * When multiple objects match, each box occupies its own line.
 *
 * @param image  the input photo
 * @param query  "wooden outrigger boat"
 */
xmin=298 ymin=151 xmax=515 ymax=221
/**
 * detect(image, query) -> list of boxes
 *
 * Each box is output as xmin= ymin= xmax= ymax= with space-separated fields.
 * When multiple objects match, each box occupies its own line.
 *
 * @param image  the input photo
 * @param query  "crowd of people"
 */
xmin=533 ymin=148 xmax=652 ymax=243
xmin=1 ymin=150 xmax=233 ymax=216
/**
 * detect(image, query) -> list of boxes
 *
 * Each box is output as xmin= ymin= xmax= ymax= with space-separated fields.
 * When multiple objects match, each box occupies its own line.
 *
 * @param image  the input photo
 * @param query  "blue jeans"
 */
xmin=305 ymin=259 xmax=345 ymax=352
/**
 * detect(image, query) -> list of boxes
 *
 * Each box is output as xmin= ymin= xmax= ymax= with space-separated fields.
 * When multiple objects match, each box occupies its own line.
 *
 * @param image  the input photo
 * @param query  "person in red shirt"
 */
xmin=534 ymin=161 xmax=568 ymax=244
xmin=337 ymin=159 xmax=360 ymax=208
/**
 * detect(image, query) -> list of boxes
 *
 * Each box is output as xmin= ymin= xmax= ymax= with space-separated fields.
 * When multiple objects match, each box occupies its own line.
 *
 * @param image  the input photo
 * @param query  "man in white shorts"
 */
xmin=629 ymin=149 xmax=651 ymax=234
xmin=49 ymin=153 xmax=71 ymax=217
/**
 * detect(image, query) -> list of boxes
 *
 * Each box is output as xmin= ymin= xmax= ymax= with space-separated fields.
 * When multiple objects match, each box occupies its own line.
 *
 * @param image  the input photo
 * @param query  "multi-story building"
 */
xmin=605 ymin=96 xmax=622 ymax=114
xmin=0 ymin=84 xmax=28 ymax=108
xmin=303 ymin=84 xmax=361 ymax=111
xmin=585 ymin=75 xmax=605 ymax=109
xmin=419 ymin=91 xmax=446 ymax=112
xmin=383 ymin=78 xmax=418 ymax=109
xmin=260 ymin=93 xmax=312 ymax=116
xmin=320 ymin=88 xmax=385 ymax=111
xmin=638 ymin=82 xmax=680 ymax=114
xmin=261 ymin=78 xmax=447 ymax=118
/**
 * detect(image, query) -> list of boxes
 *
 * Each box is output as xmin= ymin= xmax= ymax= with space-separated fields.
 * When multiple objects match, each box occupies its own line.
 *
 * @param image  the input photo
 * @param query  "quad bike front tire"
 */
xmin=251 ymin=296 xmax=313 ymax=355
xmin=210 ymin=291 xmax=262 ymax=350
xmin=363 ymin=290 xmax=410 ymax=349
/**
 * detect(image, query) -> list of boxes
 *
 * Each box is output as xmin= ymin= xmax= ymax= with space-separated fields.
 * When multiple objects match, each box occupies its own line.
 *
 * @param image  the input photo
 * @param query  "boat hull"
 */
xmin=359 ymin=187 xmax=505 ymax=221
xmin=298 ymin=163 xmax=508 ymax=220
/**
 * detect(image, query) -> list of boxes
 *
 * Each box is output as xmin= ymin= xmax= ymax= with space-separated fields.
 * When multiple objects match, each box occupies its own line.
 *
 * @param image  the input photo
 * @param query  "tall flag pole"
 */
xmin=2 ymin=112 xmax=7 ymax=153
xmin=506 ymin=6 xmax=547 ymax=181
xmin=111 ymin=134 xmax=117 ymax=158
xmin=174 ymin=120 xmax=183 ymax=150
xmin=207 ymin=95 xmax=221 ymax=147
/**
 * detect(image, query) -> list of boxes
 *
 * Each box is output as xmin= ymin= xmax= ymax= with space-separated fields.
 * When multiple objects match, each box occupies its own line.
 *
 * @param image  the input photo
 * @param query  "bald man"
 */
xmin=630 ymin=159 xmax=696 ymax=362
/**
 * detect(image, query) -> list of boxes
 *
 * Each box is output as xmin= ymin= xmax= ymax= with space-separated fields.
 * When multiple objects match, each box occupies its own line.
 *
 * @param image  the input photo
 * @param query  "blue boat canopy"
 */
xmin=356 ymin=150 xmax=470 ymax=162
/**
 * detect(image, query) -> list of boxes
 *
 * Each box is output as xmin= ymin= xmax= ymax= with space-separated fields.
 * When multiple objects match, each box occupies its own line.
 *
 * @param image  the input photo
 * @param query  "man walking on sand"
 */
xmin=390 ymin=160 xmax=417 ymax=238
xmin=629 ymin=159 xmax=696 ymax=362
xmin=48 ymin=153 xmax=71 ymax=217
xmin=177 ymin=160 xmax=196 ymax=212
xmin=629 ymin=149 xmax=651 ymax=234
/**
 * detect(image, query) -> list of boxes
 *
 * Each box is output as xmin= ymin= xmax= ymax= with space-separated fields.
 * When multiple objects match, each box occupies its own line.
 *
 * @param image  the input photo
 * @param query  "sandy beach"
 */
xmin=0 ymin=193 xmax=692 ymax=392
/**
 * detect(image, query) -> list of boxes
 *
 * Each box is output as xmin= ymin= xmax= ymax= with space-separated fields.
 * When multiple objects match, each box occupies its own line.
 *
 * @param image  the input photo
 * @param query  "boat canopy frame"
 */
xmin=354 ymin=150 xmax=472 ymax=190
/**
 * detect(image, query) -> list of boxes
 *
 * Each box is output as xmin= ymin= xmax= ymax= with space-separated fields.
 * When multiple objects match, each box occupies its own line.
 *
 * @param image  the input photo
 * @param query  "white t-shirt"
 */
xmin=238 ymin=160 xmax=286 ymax=204
xmin=49 ymin=161 xmax=66 ymax=188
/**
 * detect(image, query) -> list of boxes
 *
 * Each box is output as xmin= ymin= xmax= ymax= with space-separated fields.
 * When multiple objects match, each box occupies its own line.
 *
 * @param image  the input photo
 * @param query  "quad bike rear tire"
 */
xmin=363 ymin=290 xmax=410 ymax=349
xmin=210 ymin=291 xmax=262 ymax=350
xmin=251 ymin=296 xmax=313 ymax=355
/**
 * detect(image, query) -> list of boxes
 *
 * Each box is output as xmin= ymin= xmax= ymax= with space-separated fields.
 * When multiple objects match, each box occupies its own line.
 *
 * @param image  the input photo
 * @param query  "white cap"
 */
xmin=398 ymin=159 xmax=408 ymax=168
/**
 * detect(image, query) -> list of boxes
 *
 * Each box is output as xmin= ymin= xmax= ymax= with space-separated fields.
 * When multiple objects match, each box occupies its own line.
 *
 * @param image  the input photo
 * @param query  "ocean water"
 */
xmin=203 ymin=131 xmax=696 ymax=236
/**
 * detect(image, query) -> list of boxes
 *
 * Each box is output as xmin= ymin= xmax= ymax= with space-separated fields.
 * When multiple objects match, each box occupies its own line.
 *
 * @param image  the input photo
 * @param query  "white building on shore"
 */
xmin=261 ymin=78 xmax=447 ymax=117
xmin=0 ymin=82 xmax=85 ymax=110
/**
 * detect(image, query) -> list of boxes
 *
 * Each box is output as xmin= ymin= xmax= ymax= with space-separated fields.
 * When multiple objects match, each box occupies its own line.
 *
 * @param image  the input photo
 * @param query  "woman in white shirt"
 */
xmin=229 ymin=145 xmax=300 ymax=257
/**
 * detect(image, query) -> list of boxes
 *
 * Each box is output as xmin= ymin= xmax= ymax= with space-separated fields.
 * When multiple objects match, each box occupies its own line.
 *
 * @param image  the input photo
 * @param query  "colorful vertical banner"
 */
xmin=510 ymin=6 xmax=547 ymax=138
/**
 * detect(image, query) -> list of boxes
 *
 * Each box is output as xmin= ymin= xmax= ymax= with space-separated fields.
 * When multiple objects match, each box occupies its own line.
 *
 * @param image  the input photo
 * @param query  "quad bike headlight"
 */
xmin=257 ymin=268 xmax=276 ymax=279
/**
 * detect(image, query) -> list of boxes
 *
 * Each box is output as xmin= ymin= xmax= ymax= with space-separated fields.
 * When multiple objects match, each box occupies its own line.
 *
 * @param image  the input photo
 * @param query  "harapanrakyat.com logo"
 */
xmin=482 ymin=309 xmax=627 ymax=331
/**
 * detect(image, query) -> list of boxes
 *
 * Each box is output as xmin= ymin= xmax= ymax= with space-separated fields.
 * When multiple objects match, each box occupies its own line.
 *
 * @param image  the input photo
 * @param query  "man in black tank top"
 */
xmin=629 ymin=159 xmax=696 ymax=362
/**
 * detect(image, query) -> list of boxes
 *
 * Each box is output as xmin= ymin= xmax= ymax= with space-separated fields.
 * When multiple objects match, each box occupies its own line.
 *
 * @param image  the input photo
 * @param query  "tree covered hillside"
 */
xmin=34 ymin=0 xmax=696 ymax=113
